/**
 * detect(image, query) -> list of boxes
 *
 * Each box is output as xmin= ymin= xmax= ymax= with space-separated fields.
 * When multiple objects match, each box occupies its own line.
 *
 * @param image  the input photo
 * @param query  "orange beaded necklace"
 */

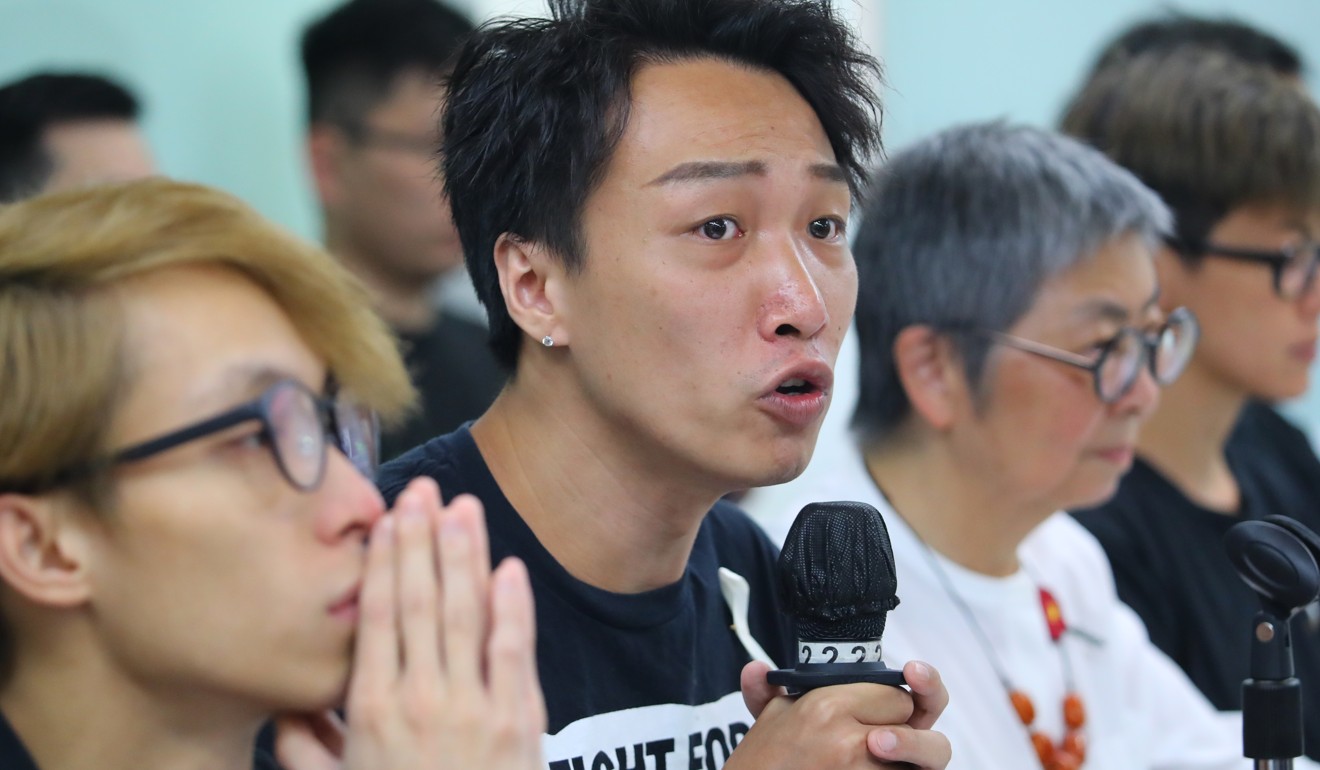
xmin=918 ymin=543 xmax=1089 ymax=769
xmin=1007 ymin=588 xmax=1087 ymax=769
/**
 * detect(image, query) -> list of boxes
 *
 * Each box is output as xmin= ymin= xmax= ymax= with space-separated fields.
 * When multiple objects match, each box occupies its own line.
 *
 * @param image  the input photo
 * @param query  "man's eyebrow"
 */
xmin=810 ymin=162 xmax=848 ymax=183
xmin=646 ymin=160 xmax=767 ymax=186
xmin=645 ymin=160 xmax=849 ymax=187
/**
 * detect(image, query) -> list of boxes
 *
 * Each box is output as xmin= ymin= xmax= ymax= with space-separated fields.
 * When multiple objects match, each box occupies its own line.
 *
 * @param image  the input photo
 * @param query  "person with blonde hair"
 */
xmin=0 ymin=178 xmax=545 ymax=770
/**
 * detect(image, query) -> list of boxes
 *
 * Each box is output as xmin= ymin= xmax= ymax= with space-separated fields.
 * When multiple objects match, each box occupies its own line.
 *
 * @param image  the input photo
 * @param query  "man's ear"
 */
xmin=892 ymin=325 xmax=965 ymax=432
xmin=0 ymin=495 xmax=94 ymax=610
xmin=493 ymin=233 xmax=571 ymax=348
xmin=307 ymin=124 xmax=349 ymax=210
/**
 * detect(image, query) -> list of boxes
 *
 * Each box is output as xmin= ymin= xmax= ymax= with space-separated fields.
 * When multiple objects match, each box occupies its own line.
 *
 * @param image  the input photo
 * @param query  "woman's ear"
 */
xmin=0 ymin=495 xmax=94 ymax=610
xmin=892 ymin=325 xmax=965 ymax=432
xmin=492 ymin=233 xmax=572 ymax=349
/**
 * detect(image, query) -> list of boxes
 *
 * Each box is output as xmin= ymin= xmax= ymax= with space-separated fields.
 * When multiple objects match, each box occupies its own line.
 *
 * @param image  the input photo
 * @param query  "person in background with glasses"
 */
xmin=301 ymin=0 xmax=505 ymax=460
xmin=0 ymin=178 xmax=546 ymax=770
xmin=751 ymin=121 xmax=1279 ymax=769
xmin=1062 ymin=46 xmax=1320 ymax=760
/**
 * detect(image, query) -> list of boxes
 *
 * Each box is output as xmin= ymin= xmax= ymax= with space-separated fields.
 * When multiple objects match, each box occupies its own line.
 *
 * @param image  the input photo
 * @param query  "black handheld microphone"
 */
xmin=768 ymin=501 xmax=907 ymax=692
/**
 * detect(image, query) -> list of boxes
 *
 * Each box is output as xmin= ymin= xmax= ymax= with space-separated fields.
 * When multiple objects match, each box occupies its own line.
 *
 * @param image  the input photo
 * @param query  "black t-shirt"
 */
xmin=1071 ymin=401 xmax=1320 ymax=759
xmin=0 ymin=708 xmax=279 ymax=770
xmin=0 ymin=711 xmax=36 ymax=770
xmin=378 ymin=427 xmax=794 ymax=768
xmin=382 ymin=312 xmax=505 ymax=462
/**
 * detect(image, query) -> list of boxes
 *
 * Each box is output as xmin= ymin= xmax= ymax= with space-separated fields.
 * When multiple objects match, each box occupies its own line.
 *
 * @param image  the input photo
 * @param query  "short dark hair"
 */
xmin=1061 ymin=47 xmax=1320 ymax=259
xmin=1087 ymin=12 xmax=1303 ymax=78
xmin=0 ymin=72 xmax=141 ymax=203
xmin=851 ymin=123 xmax=1169 ymax=441
xmin=442 ymin=0 xmax=884 ymax=370
xmin=300 ymin=0 xmax=474 ymax=127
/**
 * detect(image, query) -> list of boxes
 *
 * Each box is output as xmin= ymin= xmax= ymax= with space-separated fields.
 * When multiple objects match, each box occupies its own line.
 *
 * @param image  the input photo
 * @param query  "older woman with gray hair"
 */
xmin=753 ymin=121 xmax=1281 ymax=769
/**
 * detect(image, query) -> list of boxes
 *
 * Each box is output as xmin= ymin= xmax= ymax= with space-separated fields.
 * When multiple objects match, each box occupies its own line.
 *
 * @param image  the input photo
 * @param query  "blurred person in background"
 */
xmin=302 ymin=0 xmax=503 ymax=460
xmin=1083 ymin=10 xmax=1303 ymax=82
xmin=0 ymin=72 xmax=154 ymax=203
xmin=1064 ymin=47 xmax=1320 ymax=760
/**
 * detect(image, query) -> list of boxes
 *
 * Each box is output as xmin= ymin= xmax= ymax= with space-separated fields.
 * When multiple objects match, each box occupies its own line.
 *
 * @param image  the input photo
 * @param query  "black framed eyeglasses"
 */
xmin=1167 ymin=235 xmax=1320 ymax=301
xmin=951 ymin=306 xmax=1200 ymax=404
xmin=3 ymin=379 xmax=379 ymax=495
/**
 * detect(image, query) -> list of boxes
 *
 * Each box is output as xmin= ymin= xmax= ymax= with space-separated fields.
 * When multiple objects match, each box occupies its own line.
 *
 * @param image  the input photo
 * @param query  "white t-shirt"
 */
xmin=747 ymin=444 xmax=1300 ymax=770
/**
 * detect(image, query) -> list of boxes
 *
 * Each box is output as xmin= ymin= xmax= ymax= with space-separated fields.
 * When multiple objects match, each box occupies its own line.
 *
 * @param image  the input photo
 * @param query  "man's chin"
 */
xmin=735 ymin=453 xmax=814 ymax=492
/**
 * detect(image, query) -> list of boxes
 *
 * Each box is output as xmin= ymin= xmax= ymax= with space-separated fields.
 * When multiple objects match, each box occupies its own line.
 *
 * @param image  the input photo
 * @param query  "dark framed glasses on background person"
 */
xmin=1167 ymin=235 xmax=1320 ymax=301
xmin=1 ymin=378 xmax=378 ymax=495
xmin=951 ymin=306 xmax=1200 ymax=404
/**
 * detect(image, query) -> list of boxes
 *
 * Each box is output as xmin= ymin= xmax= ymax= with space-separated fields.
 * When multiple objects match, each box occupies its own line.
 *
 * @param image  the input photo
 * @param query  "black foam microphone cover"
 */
xmin=768 ymin=500 xmax=906 ymax=691
xmin=778 ymin=500 xmax=901 ymax=642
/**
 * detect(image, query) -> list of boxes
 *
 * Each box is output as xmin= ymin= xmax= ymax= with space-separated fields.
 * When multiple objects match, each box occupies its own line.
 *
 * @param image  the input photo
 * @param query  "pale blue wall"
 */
xmin=3 ymin=0 xmax=1320 ymax=429
xmin=8 ymin=1 xmax=1312 ymax=237
xmin=881 ymin=1 xmax=1320 ymax=151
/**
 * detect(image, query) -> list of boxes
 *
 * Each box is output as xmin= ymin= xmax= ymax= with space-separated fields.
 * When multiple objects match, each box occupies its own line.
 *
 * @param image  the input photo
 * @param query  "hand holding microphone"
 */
xmin=770 ymin=500 xmax=906 ymax=690
xmin=731 ymin=501 xmax=951 ymax=770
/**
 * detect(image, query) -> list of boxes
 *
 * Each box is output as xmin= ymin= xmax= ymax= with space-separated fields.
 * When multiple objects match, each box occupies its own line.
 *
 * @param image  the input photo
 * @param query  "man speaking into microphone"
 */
xmin=377 ymin=0 xmax=951 ymax=767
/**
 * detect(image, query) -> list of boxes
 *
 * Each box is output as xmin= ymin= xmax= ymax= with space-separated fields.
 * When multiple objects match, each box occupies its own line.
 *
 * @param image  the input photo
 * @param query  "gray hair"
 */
xmin=851 ymin=121 xmax=1171 ymax=442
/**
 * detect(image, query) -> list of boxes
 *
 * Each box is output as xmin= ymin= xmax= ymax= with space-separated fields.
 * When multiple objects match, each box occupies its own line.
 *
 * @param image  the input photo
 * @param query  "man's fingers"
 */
xmin=487 ymin=557 xmax=547 ymax=731
xmin=459 ymin=491 xmax=492 ymax=592
xmin=396 ymin=487 xmax=444 ymax=682
xmin=438 ymin=495 xmax=485 ymax=689
xmin=867 ymin=724 xmax=952 ymax=770
xmin=798 ymin=681 xmax=915 ymax=728
xmin=902 ymin=660 xmax=948 ymax=730
xmin=739 ymin=661 xmax=784 ymax=718
xmin=349 ymin=514 xmax=399 ymax=707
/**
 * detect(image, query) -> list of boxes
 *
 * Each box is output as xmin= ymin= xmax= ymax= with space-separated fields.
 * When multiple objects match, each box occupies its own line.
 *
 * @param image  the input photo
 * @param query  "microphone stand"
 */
xmin=1242 ymin=606 xmax=1302 ymax=770
xmin=1226 ymin=517 xmax=1320 ymax=769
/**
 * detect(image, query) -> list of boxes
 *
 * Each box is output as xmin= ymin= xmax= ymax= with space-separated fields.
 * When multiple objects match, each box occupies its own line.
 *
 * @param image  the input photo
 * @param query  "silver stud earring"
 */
xmin=541 ymin=335 xmax=555 ymax=347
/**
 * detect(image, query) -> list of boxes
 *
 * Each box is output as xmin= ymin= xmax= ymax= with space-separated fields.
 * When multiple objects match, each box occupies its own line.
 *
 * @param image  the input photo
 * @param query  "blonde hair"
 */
xmin=0 ymin=177 xmax=416 ymax=495
xmin=0 ymin=178 xmax=417 ymax=685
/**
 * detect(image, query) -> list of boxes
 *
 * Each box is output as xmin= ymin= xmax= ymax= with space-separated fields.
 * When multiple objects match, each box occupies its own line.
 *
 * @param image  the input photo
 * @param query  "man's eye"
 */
xmin=697 ymin=217 xmax=743 ymax=241
xmin=808 ymin=217 xmax=843 ymax=240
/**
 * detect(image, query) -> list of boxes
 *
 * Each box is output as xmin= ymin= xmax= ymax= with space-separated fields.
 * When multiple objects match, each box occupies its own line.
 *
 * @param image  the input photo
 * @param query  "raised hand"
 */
xmin=277 ymin=477 xmax=546 ymax=770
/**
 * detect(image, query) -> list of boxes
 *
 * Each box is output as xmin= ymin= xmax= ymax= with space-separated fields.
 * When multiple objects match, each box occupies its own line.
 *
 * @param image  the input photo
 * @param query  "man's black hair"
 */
xmin=442 ymin=0 xmax=884 ymax=370
xmin=0 ymin=72 xmax=141 ymax=203
xmin=300 ymin=0 xmax=475 ymax=127
xmin=1088 ymin=12 xmax=1303 ymax=78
